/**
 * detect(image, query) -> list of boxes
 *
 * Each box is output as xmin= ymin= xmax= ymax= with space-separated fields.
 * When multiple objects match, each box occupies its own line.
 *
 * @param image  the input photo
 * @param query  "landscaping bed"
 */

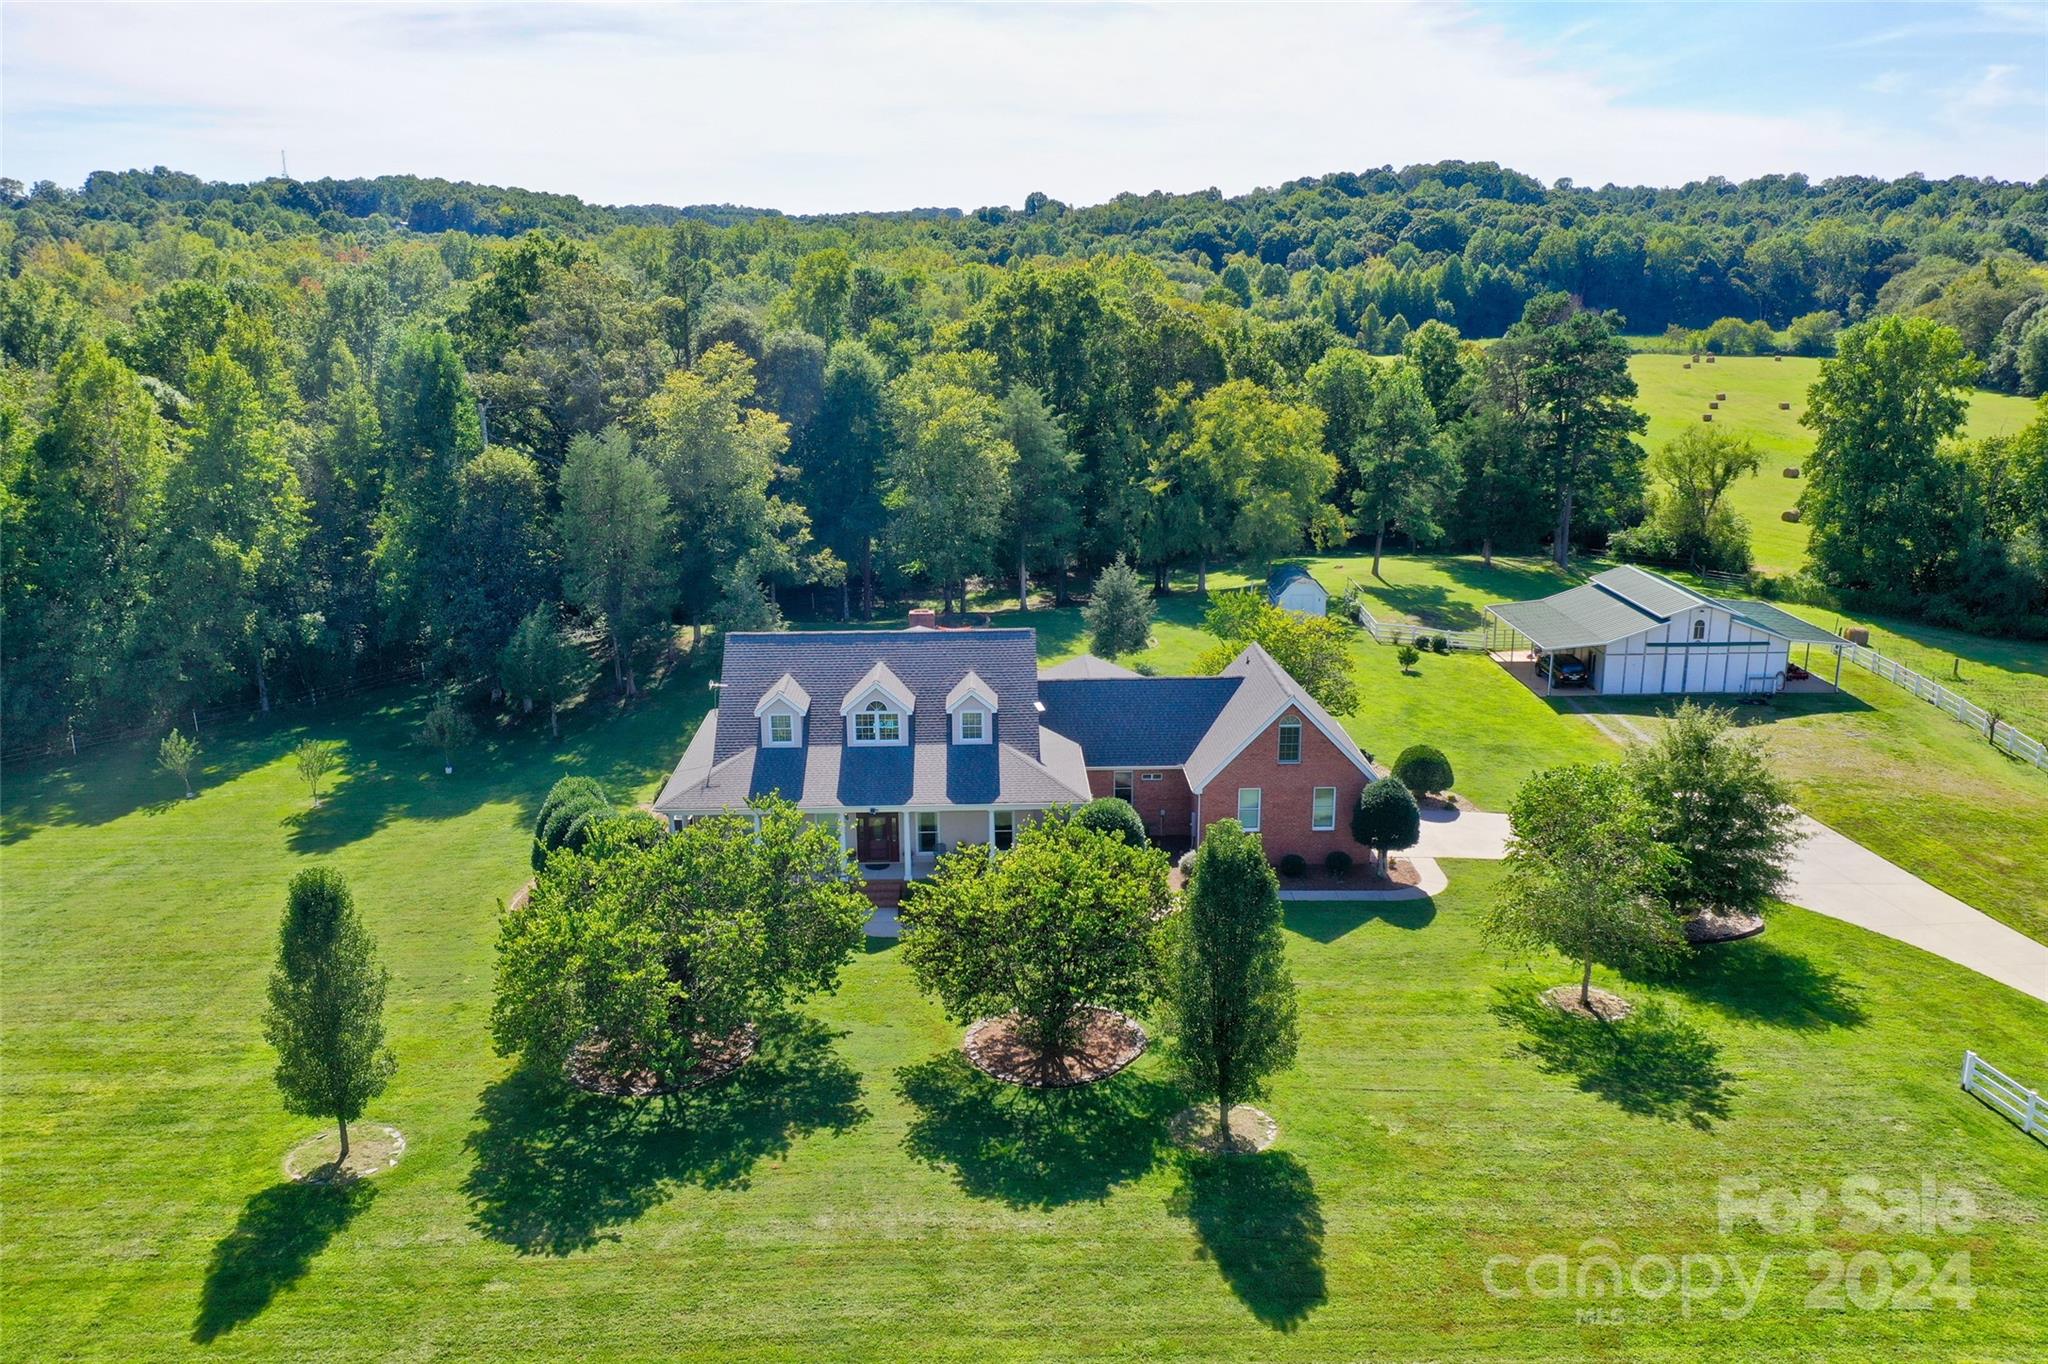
xmin=962 ymin=1008 xmax=1147 ymax=1088
xmin=566 ymin=1025 xmax=760 ymax=1097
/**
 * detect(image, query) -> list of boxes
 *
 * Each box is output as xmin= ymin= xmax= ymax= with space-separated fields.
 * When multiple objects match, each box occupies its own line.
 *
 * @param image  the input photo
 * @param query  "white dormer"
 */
xmin=840 ymin=661 xmax=914 ymax=746
xmin=946 ymin=670 xmax=998 ymax=745
xmin=754 ymin=673 xmax=810 ymax=748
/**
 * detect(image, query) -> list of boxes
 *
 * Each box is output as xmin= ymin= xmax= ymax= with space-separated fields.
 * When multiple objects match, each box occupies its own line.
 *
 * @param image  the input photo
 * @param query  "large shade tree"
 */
xmin=900 ymin=810 xmax=1169 ymax=1063
xmin=1485 ymin=763 xmax=1684 ymax=1011
xmin=492 ymin=796 xmax=868 ymax=1089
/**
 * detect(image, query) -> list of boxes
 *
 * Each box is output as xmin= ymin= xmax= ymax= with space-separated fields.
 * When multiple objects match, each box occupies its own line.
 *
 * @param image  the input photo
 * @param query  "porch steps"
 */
xmin=863 ymin=879 xmax=905 ymax=909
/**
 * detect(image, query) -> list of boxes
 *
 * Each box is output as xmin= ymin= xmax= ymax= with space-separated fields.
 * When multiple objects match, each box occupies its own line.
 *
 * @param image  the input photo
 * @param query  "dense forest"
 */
xmin=4 ymin=162 xmax=2046 ymax=743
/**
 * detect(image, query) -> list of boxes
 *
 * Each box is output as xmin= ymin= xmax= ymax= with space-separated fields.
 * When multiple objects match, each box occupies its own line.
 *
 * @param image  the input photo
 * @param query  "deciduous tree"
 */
xmin=1161 ymin=819 xmax=1298 ymax=1150
xmin=263 ymin=868 xmax=395 ymax=1166
xmin=559 ymin=427 xmax=670 ymax=694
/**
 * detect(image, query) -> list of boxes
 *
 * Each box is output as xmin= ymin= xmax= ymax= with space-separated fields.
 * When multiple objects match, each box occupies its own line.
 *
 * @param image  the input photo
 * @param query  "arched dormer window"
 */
xmin=1692 ymin=619 xmax=1707 ymax=642
xmin=853 ymin=698 xmax=901 ymax=744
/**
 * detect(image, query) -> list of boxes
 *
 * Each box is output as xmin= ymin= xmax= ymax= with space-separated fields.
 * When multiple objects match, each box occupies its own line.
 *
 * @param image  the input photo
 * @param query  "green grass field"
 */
xmin=1628 ymin=355 xmax=2041 ymax=572
xmin=6 ymin=668 xmax=2045 ymax=1361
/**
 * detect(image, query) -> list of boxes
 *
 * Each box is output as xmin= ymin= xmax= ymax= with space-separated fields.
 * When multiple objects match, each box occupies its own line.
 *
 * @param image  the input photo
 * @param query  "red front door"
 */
xmin=855 ymin=813 xmax=900 ymax=864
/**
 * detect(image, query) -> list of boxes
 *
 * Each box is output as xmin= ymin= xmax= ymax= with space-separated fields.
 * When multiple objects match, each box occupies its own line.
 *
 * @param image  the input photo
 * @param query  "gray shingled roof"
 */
xmin=655 ymin=629 xmax=1089 ymax=815
xmin=1037 ymin=677 xmax=1244 ymax=767
xmin=1039 ymin=654 xmax=1139 ymax=680
xmin=1182 ymin=643 xmax=1376 ymax=790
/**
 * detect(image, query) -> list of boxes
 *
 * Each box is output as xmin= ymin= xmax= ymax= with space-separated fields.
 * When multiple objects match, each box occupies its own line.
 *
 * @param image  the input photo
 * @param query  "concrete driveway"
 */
xmin=1405 ymin=808 xmax=2048 ymax=1003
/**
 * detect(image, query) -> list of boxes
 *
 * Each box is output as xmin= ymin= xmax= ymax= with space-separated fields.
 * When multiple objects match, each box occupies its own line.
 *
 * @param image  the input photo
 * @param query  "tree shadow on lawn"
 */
xmin=463 ymin=1015 xmax=866 ymax=1255
xmin=896 ymin=1052 xmax=1181 ymax=1209
xmin=1167 ymin=1150 xmax=1326 ymax=1331
xmin=1645 ymin=936 xmax=1869 ymax=1031
xmin=1284 ymin=897 xmax=1436 ymax=943
xmin=1364 ymin=582 xmax=1488 ymax=631
xmin=192 ymin=1177 xmax=377 ymax=1342
xmin=1489 ymin=985 xmax=1737 ymax=1130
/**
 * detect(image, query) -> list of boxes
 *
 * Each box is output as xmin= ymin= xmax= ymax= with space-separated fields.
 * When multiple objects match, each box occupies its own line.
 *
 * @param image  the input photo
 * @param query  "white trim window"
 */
xmin=916 ymin=812 xmax=939 ymax=853
xmin=1312 ymin=786 xmax=1337 ymax=831
xmin=1277 ymin=718 xmax=1302 ymax=764
xmin=1113 ymin=769 xmax=1134 ymax=802
xmin=1237 ymin=787 xmax=1262 ymax=832
xmin=851 ymin=699 xmax=903 ymax=745
xmin=953 ymin=708 xmax=989 ymax=744
xmin=992 ymin=810 xmax=1016 ymax=851
xmin=763 ymin=710 xmax=797 ymax=746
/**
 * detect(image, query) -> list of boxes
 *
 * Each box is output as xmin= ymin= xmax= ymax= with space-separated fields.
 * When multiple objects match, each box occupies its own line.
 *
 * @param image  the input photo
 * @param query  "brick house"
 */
xmin=653 ymin=627 xmax=1378 ymax=891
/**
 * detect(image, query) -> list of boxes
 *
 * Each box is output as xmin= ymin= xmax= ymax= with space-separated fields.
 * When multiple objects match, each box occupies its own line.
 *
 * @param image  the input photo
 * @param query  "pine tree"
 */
xmin=1084 ymin=554 xmax=1154 ymax=658
xmin=262 ymin=869 xmax=395 ymax=1166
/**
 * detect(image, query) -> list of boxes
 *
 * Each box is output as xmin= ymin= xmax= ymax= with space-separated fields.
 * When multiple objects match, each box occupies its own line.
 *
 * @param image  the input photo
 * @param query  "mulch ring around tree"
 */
xmin=1685 ymin=909 xmax=1766 ymax=944
xmin=963 ymin=1008 xmax=1148 ymax=1088
xmin=1541 ymin=984 xmax=1635 ymax=1022
xmin=1171 ymin=1103 xmax=1279 ymax=1156
xmin=1418 ymin=792 xmax=1479 ymax=813
xmin=283 ymin=1123 xmax=406 ymax=1184
xmin=565 ymin=1024 xmax=760 ymax=1097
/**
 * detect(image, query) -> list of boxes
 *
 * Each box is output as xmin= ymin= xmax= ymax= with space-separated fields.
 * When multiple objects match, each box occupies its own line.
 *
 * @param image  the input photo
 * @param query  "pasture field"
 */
xmin=5 ymin=667 xmax=2044 ymax=1361
xmin=1626 ymin=355 xmax=2041 ymax=573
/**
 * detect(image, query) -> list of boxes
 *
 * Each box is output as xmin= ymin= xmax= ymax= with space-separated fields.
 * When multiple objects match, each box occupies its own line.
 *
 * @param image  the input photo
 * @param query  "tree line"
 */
xmin=6 ymin=164 xmax=2047 ymax=740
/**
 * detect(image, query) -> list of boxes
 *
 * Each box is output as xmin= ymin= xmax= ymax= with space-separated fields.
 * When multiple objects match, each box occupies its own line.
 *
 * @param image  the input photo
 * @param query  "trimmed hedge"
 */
xmin=1278 ymin=853 xmax=1308 ymax=878
xmin=1391 ymin=744 xmax=1455 ymax=798
xmin=1324 ymin=849 xmax=1353 ymax=878
xmin=1075 ymin=797 xmax=1148 ymax=847
xmin=533 ymin=779 xmax=613 ymax=869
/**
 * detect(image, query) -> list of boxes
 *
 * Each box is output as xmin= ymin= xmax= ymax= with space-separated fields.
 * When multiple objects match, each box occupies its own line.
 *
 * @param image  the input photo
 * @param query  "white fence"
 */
xmin=1842 ymin=645 xmax=2048 ymax=771
xmin=1961 ymin=1051 xmax=2044 ymax=1139
xmin=1352 ymin=603 xmax=1489 ymax=652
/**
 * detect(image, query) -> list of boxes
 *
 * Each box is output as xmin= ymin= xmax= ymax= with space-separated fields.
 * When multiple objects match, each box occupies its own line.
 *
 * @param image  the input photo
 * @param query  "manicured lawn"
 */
xmin=1113 ymin=550 xmax=2048 ymax=943
xmin=6 ymin=680 xmax=2045 ymax=1361
xmin=1628 ymin=355 xmax=2040 ymax=573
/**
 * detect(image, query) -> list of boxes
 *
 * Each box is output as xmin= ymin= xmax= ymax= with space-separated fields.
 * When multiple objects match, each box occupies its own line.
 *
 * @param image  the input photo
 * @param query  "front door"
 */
xmin=855 ymin=812 xmax=900 ymax=865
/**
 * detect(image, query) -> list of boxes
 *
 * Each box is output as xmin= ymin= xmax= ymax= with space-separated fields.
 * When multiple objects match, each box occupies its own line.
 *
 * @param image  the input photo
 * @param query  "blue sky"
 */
xmin=3 ymin=3 xmax=2042 ymax=213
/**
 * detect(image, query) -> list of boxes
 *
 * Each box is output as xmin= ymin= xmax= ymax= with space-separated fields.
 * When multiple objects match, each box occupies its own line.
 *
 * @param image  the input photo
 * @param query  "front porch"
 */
xmin=837 ymin=807 xmax=1022 ymax=886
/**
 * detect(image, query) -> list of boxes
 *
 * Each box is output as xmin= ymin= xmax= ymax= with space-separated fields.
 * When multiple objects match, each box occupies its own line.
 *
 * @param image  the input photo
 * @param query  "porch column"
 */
xmin=987 ymin=808 xmax=996 ymax=858
xmin=1545 ymin=652 xmax=1554 ymax=695
xmin=902 ymin=809 xmax=915 ymax=879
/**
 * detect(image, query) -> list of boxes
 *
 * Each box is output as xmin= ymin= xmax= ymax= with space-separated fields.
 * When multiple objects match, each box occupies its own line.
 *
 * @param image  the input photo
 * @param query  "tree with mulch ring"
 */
xmin=1623 ymin=700 xmax=1803 ymax=939
xmin=1539 ymin=984 xmax=1634 ymax=1022
xmin=284 ymin=1122 xmax=407 ymax=1183
xmin=1170 ymin=1102 xmax=1279 ymax=1155
xmin=566 ymin=1024 xmax=760 ymax=1096
xmin=1159 ymin=819 xmax=1299 ymax=1154
xmin=901 ymin=808 xmax=1171 ymax=1087
xmin=262 ymin=868 xmax=396 ymax=1172
xmin=492 ymin=795 xmax=869 ymax=1094
xmin=963 ymin=1007 xmax=1147 ymax=1088
xmin=1484 ymin=763 xmax=1686 ymax=1018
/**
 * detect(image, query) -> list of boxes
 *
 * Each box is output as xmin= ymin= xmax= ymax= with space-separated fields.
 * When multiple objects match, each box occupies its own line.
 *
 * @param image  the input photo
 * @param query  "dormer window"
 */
xmin=853 ymin=699 xmax=901 ymax=745
xmin=946 ymin=669 xmax=998 ymax=745
xmin=754 ymin=672 xmax=811 ymax=748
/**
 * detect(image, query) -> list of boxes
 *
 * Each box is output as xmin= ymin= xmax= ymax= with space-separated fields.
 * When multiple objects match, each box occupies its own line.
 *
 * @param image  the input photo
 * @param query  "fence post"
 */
xmin=2027 ymin=1088 xmax=2042 ymax=1137
xmin=1961 ymin=1050 xmax=1976 ymax=1090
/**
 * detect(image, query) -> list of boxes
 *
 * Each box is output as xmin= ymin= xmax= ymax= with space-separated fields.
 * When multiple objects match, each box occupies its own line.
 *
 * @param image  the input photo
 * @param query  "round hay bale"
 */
xmin=1843 ymin=626 xmax=1870 ymax=646
xmin=1708 ymin=401 xmax=1719 ymax=409
xmin=1774 ymin=355 xmax=1783 ymax=362
xmin=1780 ymin=508 xmax=1801 ymax=523
xmin=1682 ymin=362 xmax=1692 ymax=369
xmin=1705 ymin=355 xmax=1717 ymax=363
xmin=1783 ymin=466 xmax=1800 ymax=478
xmin=1701 ymin=413 xmax=1714 ymax=422
xmin=1779 ymin=401 xmax=1791 ymax=410
xmin=1715 ymin=392 xmax=1727 ymax=401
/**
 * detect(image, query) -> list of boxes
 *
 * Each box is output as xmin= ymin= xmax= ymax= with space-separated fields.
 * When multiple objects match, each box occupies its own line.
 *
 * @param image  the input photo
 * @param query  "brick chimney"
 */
xmin=907 ymin=608 xmax=939 ymax=629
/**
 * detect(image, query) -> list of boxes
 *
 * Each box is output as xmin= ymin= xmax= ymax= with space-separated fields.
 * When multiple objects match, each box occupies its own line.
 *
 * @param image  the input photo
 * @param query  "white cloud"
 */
xmin=3 ymin=2 xmax=2042 ymax=212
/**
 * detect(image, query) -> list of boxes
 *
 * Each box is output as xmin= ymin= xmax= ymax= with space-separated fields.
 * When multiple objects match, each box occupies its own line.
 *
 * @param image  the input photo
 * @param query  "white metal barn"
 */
xmin=1266 ymin=564 xmax=1330 ymax=617
xmin=1485 ymin=566 xmax=1845 ymax=696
